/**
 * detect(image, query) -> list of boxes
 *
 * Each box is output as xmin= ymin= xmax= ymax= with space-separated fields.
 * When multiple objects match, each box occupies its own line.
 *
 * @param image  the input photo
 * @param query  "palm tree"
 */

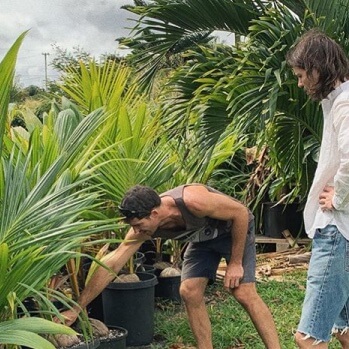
xmin=119 ymin=0 xmax=349 ymax=207
xmin=56 ymin=59 xmax=176 ymax=199
xmin=56 ymin=57 xmax=243 ymax=197
xmin=0 ymin=32 xmax=77 ymax=349
xmin=0 ymin=32 xmax=122 ymax=348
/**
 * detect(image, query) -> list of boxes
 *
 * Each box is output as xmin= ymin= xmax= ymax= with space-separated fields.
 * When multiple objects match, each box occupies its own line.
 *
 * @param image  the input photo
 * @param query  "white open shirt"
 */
xmin=304 ymin=80 xmax=349 ymax=239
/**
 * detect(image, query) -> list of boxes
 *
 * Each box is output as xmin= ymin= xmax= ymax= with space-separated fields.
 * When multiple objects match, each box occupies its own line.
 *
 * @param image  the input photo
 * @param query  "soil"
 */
xmin=56 ymin=337 xmax=99 ymax=349
xmin=100 ymin=327 xmax=127 ymax=341
xmin=56 ymin=328 xmax=126 ymax=348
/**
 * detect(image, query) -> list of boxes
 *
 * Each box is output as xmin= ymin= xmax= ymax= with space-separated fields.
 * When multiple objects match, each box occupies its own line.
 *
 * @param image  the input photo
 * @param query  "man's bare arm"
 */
xmin=58 ymin=229 xmax=146 ymax=326
xmin=183 ymin=185 xmax=250 ymax=288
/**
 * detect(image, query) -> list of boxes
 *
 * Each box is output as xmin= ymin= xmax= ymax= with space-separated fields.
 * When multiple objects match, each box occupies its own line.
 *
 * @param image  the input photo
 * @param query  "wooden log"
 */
xmin=271 ymin=265 xmax=308 ymax=275
xmin=281 ymin=229 xmax=299 ymax=248
xmin=256 ymin=246 xmax=307 ymax=261
xmin=288 ymin=252 xmax=311 ymax=264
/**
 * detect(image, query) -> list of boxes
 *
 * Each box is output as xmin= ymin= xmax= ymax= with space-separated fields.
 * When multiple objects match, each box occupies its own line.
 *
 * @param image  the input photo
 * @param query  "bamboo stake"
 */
xmin=66 ymin=259 xmax=80 ymax=299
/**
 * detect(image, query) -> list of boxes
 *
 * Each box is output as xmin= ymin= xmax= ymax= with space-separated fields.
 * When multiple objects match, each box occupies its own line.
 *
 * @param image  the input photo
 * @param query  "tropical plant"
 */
xmin=0 ymin=318 xmax=77 ymax=349
xmin=0 ymin=32 xmax=73 ymax=349
xmin=58 ymin=56 xmax=250 ymax=205
xmin=56 ymin=59 xmax=175 ymax=203
xmin=0 ymin=32 xmax=124 ymax=348
xmin=119 ymin=0 xmax=349 ymax=209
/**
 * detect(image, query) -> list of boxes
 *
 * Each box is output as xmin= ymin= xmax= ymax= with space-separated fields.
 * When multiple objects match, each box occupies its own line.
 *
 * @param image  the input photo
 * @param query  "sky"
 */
xmin=0 ymin=0 xmax=136 ymax=88
xmin=1 ymin=0 xmax=235 ymax=89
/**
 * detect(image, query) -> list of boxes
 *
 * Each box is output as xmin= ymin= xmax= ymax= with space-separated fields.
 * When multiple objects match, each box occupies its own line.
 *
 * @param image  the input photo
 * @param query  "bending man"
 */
xmin=60 ymin=183 xmax=280 ymax=349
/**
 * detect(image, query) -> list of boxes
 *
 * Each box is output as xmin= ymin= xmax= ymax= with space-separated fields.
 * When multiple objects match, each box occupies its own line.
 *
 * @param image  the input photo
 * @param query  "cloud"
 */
xmin=1 ymin=0 xmax=135 ymax=87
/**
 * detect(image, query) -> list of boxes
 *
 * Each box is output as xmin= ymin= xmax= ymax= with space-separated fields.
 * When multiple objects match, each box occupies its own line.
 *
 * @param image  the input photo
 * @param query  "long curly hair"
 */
xmin=286 ymin=28 xmax=349 ymax=101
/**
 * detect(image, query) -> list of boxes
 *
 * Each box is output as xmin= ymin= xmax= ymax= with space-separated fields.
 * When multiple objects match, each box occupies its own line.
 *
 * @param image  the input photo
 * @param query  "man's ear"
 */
xmin=150 ymin=208 xmax=158 ymax=218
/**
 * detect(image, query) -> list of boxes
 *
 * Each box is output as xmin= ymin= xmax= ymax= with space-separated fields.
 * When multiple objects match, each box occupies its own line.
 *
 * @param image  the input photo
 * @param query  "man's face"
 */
xmin=293 ymin=67 xmax=319 ymax=96
xmin=129 ymin=211 xmax=159 ymax=237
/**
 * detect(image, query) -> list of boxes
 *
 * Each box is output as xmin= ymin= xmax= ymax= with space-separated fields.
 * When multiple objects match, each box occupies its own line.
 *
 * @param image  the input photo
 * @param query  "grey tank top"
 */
xmin=152 ymin=184 xmax=253 ymax=242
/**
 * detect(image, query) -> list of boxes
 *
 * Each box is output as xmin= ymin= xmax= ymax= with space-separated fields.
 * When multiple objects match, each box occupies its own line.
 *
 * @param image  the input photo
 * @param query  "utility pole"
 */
xmin=42 ymin=52 xmax=50 ymax=90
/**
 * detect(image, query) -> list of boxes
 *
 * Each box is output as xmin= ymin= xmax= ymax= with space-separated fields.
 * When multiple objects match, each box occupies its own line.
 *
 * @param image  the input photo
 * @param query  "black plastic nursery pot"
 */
xmin=155 ymin=269 xmax=181 ymax=303
xmin=262 ymin=202 xmax=306 ymax=238
xmin=155 ymin=275 xmax=181 ymax=303
xmin=133 ymin=251 xmax=146 ymax=269
xmin=139 ymin=239 xmax=157 ymax=265
xmin=136 ymin=263 xmax=156 ymax=274
xmin=87 ymin=293 xmax=104 ymax=322
xmin=102 ymin=272 xmax=158 ymax=347
xmin=99 ymin=326 xmax=128 ymax=349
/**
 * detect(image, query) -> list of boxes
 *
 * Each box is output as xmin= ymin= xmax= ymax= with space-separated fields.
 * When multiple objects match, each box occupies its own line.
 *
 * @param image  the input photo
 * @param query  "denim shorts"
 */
xmin=298 ymin=225 xmax=349 ymax=343
xmin=181 ymin=220 xmax=256 ymax=284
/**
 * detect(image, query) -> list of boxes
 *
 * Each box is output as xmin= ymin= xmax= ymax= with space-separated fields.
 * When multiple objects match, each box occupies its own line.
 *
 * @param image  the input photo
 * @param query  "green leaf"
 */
xmin=0 ymin=243 xmax=9 ymax=287
xmin=0 ymin=330 xmax=54 ymax=348
xmin=0 ymin=31 xmax=28 ymax=157
xmin=0 ymin=318 xmax=76 ymax=348
xmin=0 ymin=317 xmax=76 ymax=334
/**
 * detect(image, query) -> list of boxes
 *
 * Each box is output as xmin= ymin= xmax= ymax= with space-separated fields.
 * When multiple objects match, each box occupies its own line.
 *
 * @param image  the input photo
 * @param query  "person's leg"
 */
xmin=180 ymin=235 xmax=224 ymax=348
xmin=180 ymin=277 xmax=212 ymax=349
xmin=296 ymin=225 xmax=349 ymax=348
xmin=333 ymin=298 xmax=349 ymax=348
xmin=231 ymin=282 xmax=280 ymax=349
xmin=180 ymin=219 xmax=279 ymax=348
xmin=180 ymin=239 xmax=221 ymax=349
xmin=223 ymin=219 xmax=280 ymax=348
xmin=294 ymin=333 xmax=328 ymax=349
xmin=335 ymin=331 xmax=349 ymax=349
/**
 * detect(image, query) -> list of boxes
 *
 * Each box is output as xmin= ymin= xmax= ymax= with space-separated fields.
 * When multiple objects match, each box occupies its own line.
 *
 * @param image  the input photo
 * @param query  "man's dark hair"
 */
xmin=286 ymin=28 xmax=349 ymax=101
xmin=118 ymin=185 xmax=161 ymax=221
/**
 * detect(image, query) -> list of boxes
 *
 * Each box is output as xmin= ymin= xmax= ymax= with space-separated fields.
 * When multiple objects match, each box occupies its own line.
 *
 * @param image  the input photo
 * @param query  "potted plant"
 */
xmin=81 ymin=241 xmax=157 ymax=347
xmin=0 ymin=31 xmax=119 ymax=349
xmin=243 ymin=145 xmax=307 ymax=240
xmin=101 ymin=255 xmax=158 ymax=347
xmin=49 ymin=334 xmax=100 ymax=349
xmin=153 ymin=239 xmax=185 ymax=303
xmin=99 ymin=326 xmax=128 ymax=349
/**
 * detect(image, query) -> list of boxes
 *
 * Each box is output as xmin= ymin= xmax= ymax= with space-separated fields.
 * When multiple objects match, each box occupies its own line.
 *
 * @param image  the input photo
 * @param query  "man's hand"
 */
xmin=224 ymin=262 xmax=244 ymax=290
xmin=319 ymin=185 xmax=335 ymax=211
xmin=53 ymin=308 xmax=80 ymax=327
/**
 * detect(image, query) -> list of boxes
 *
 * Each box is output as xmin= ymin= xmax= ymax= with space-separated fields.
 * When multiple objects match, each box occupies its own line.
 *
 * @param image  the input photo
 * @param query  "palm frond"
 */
xmin=0 ymin=31 xmax=28 ymax=156
xmin=121 ymin=0 xmax=268 ymax=88
xmin=0 ymin=317 xmax=75 ymax=348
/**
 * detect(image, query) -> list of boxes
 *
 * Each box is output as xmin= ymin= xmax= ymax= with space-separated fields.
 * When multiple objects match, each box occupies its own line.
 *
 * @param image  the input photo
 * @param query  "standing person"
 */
xmin=58 ymin=183 xmax=280 ymax=349
xmin=286 ymin=29 xmax=349 ymax=349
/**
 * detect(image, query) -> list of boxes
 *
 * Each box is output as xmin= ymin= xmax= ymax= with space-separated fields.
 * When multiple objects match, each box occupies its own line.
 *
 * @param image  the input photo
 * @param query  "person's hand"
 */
xmin=53 ymin=308 xmax=80 ymax=327
xmin=319 ymin=185 xmax=335 ymax=212
xmin=224 ymin=262 xmax=244 ymax=290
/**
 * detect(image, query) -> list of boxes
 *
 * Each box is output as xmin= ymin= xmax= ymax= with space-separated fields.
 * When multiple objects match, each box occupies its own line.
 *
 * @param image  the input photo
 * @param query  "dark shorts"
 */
xmin=181 ymin=220 xmax=256 ymax=284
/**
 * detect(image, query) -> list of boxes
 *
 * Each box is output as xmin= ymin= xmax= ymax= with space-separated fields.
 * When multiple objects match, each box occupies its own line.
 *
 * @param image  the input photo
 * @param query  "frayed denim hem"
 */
xmin=301 ymin=333 xmax=324 ymax=345
xmin=296 ymin=328 xmax=349 ymax=345
xmin=332 ymin=326 xmax=349 ymax=336
xmin=297 ymin=331 xmax=329 ymax=346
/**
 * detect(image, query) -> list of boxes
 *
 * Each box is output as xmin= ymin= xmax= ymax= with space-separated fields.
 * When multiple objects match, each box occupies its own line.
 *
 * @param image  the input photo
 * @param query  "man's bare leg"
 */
xmin=180 ymin=277 xmax=213 ymax=349
xmin=232 ymin=283 xmax=281 ymax=349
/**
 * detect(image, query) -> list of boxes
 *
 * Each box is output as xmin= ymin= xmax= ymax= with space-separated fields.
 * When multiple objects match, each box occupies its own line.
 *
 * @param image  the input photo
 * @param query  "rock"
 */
xmin=113 ymin=273 xmax=140 ymax=283
xmin=153 ymin=261 xmax=172 ymax=270
xmin=53 ymin=333 xmax=80 ymax=347
xmin=159 ymin=267 xmax=181 ymax=278
xmin=89 ymin=318 xmax=109 ymax=337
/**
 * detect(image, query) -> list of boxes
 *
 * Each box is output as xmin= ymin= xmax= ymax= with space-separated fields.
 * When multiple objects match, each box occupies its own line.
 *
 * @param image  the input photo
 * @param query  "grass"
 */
xmin=151 ymin=270 xmax=342 ymax=349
